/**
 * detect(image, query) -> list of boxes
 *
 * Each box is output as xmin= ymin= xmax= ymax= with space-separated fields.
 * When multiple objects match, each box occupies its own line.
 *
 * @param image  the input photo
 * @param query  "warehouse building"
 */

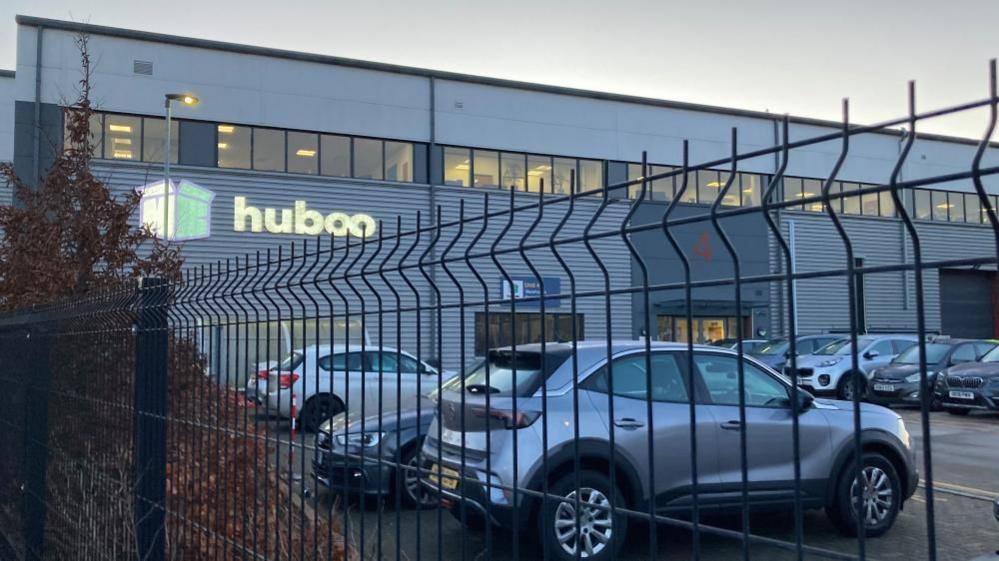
xmin=6 ymin=16 xmax=999 ymax=372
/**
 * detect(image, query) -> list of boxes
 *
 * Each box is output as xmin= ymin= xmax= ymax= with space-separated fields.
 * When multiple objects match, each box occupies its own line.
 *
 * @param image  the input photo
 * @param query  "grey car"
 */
xmin=315 ymin=397 xmax=437 ymax=508
xmin=751 ymin=334 xmax=845 ymax=371
xmin=421 ymin=341 xmax=918 ymax=561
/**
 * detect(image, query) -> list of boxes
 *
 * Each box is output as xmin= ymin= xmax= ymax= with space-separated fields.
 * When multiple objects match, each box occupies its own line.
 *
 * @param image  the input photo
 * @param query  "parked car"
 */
xmin=246 ymin=345 xmax=449 ymax=432
xmin=421 ymin=341 xmax=917 ymax=561
xmin=936 ymin=344 xmax=999 ymax=415
xmin=787 ymin=335 xmax=918 ymax=401
xmin=869 ymin=338 xmax=995 ymax=410
xmin=313 ymin=397 xmax=437 ymax=508
xmin=751 ymin=334 xmax=844 ymax=371
xmin=709 ymin=338 xmax=769 ymax=353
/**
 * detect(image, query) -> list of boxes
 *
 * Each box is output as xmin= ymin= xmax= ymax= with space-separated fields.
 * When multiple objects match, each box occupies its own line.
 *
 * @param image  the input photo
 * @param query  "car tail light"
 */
xmin=276 ymin=372 xmax=300 ymax=389
xmin=256 ymin=369 xmax=271 ymax=380
xmin=470 ymin=406 xmax=539 ymax=429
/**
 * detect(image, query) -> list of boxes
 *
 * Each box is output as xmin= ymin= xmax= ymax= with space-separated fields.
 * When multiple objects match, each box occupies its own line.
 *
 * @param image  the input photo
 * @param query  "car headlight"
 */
xmin=335 ymin=432 xmax=385 ymax=448
xmin=987 ymin=377 xmax=999 ymax=387
xmin=905 ymin=372 xmax=925 ymax=383
xmin=817 ymin=357 xmax=842 ymax=367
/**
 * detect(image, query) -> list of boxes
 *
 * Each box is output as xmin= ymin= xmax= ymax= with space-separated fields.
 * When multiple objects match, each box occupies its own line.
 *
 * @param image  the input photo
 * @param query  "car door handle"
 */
xmin=720 ymin=420 xmax=742 ymax=431
xmin=613 ymin=418 xmax=645 ymax=430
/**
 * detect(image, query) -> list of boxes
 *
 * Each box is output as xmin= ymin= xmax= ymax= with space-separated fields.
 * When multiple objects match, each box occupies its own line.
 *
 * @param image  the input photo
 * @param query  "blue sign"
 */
xmin=499 ymin=276 xmax=562 ymax=309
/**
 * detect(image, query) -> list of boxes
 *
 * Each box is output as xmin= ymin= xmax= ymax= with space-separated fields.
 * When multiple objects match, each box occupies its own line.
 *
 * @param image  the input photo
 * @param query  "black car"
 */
xmin=936 ymin=344 xmax=999 ymax=415
xmin=313 ymin=397 xmax=437 ymax=507
xmin=869 ymin=338 xmax=995 ymax=410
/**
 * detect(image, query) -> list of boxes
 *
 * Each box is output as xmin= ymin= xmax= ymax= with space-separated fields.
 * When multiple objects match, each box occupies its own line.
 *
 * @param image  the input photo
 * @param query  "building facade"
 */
xmin=8 ymin=16 xmax=999 ymax=372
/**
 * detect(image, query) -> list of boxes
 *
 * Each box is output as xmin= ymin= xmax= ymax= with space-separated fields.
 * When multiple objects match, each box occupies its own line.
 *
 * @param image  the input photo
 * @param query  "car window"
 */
xmin=583 ymin=352 xmax=688 ymax=403
xmin=318 ymin=352 xmax=363 ymax=371
xmin=974 ymin=343 xmax=996 ymax=358
xmin=400 ymin=354 xmax=422 ymax=373
xmin=891 ymin=339 xmax=916 ymax=354
xmin=893 ymin=343 xmax=950 ymax=365
xmin=867 ymin=340 xmax=894 ymax=357
xmin=950 ymin=344 xmax=977 ymax=364
xmin=817 ymin=337 xmax=840 ymax=350
xmin=693 ymin=353 xmax=789 ymax=408
xmin=366 ymin=351 xmax=422 ymax=373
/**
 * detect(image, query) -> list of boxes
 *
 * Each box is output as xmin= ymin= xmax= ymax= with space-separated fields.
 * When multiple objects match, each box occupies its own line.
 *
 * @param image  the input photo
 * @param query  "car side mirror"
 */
xmin=863 ymin=351 xmax=879 ymax=360
xmin=794 ymin=390 xmax=814 ymax=413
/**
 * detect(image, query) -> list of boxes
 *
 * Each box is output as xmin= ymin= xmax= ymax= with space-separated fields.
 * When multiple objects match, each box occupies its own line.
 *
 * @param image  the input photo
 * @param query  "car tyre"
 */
xmin=539 ymin=470 xmax=628 ymax=561
xmin=946 ymin=408 xmax=970 ymax=416
xmin=827 ymin=453 xmax=901 ymax=538
xmin=398 ymin=441 xmax=437 ymax=509
xmin=837 ymin=372 xmax=867 ymax=401
xmin=300 ymin=394 xmax=343 ymax=433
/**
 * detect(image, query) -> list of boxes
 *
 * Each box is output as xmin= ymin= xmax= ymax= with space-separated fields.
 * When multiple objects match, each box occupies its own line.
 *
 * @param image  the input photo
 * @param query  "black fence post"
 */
xmin=21 ymin=325 xmax=50 ymax=561
xmin=135 ymin=278 xmax=168 ymax=561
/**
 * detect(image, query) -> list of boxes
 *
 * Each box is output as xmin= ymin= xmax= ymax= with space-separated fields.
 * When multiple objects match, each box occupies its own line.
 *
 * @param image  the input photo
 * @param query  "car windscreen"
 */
xmin=754 ymin=339 xmax=789 ymax=355
xmin=273 ymin=351 xmax=303 ymax=371
xmin=893 ymin=343 xmax=949 ymax=364
xmin=442 ymin=350 xmax=569 ymax=397
xmin=982 ymin=346 xmax=999 ymax=362
xmin=814 ymin=337 xmax=872 ymax=356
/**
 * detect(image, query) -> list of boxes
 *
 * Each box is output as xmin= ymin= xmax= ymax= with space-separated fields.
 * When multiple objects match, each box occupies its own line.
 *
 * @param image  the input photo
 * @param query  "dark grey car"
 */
xmin=314 ymin=397 xmax=437 ymax=508
xmin=752 ymin=334 xmax=845 ymax=371
xmin=869 ymin=338 xmax=995 ymax=410
xmin=421 ymin=341 xmax=918 ymax=561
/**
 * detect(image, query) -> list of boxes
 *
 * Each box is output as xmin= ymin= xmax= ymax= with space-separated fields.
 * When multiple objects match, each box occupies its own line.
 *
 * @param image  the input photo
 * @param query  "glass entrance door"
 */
xmin=657 ymin=316 xmax=747 ymax=344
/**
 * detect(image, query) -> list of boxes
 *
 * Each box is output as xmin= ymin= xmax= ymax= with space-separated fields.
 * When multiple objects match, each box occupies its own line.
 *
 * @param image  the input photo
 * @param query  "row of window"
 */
xmin=73 ymin=110 xmax=996 ymax=226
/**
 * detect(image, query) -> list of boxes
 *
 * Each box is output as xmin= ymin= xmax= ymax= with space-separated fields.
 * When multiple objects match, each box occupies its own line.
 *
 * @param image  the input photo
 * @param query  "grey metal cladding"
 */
xmin=773 ymin=211 xmax=997 ymax=335
xmin=93 ymin=162 xmax=633 ymax=370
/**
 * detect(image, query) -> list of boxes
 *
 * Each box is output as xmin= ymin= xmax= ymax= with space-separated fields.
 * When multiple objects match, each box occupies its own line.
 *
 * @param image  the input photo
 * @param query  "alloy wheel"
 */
xmin=404 ymin=454 xmax=436 ymax=507
xmin=850 ymin=466 xmax=894 ymax=526
xmin=553 ymin=487 xmax=613 ymax=558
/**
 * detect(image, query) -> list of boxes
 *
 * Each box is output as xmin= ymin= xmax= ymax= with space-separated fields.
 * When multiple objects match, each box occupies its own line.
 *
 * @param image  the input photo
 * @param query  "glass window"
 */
xmin=318 ymin=352 xmax=363 ymax=371
xmin=353 ymin=138 xmax=384 ymax=180
xmin=867 ymin=340 xmax=894 ymax=357
xmin=694 ymin=353 xmax=788 ymax=407
xmin=698 ymin=170 xmax=721 ymax=204
xmin=104 ymin=115 xmax=141 ymax=160
xmin=500 ymin=152 xmax=526 ymax=191
xmin=552 ymin=157 xmax=575 ymax=194
xmin=627 ymin=163 xmax=645 ymax=199
xmin=385 ymin=141 xmax=414 ymax=182
xmin=252 ymin=128 xmax=285 ymax=172
xmin=931 ymin=190 xmax=949 ymax=221
xmin=527 ymin=155 xmax=552 ymax=193
xmin=584 ymin=353 xmax=688 ymax=403
xmin=783 ymin=177 xmax=803 ymax=210
xmin=443 ymin=146 xmax=471 ymax=187
xmin=140 ymin=117 xmax=178 ymax=164
xmin=579 ymin=159 xmax=603 ymax=192
xmin=879 ymin=189 xmax=896 ymax=218
xmin=716 ymin=171 xmax=739 ymax=206
xmin=399 ymin=354 xmax=422 ymax=373
xmin=217 ymin=124 xmax=250 ymax=169
xmin=948 ymin=192 xmax=966 ymax=223
xmin=914 ymin=190 xmax=931 ymax=220
xmin=801 ymin=179 xmax=823 ymax=212
xmin=287 ymin=131 xmax=318 ymax=175
xmin=965 ymin=193 xmax=982 ymax=224
xmin=650 ymin=165 xmax=675 ymax=201
xmin=474 ymin=312 xmax=584 ymax=357
xmin=842 ymin=182 xmax=861 ymax=215
xmin=861 ymin=184 xmax=880 ymax=216
xmin=740 ymin=173 xmax=761 ymax=207
xmin=321 ymin=134 xmax=350 ymax=177
xmin=472 ymin=150 xmax=499 ymax=189
xmin=892 ymin=339 xmax=916 ymax=354
xmin=950 ymin=344 xmax=977 ymax=364
xmin=65 ymin=111 xmax=103 ymax=156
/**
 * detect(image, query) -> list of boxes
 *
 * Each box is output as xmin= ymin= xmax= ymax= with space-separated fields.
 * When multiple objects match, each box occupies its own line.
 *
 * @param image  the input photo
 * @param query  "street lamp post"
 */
xmin=163 ymin=93 xmax=199 ymax=240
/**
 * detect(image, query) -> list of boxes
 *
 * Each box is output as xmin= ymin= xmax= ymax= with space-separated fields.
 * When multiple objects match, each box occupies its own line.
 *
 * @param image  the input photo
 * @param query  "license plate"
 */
xmin=949 ymin=390 xmax=975 ymax=400
xmin=428 ymin=463 xmax=460 ymax=491
xmin=873 ymin=384 xmax=895 ymax=392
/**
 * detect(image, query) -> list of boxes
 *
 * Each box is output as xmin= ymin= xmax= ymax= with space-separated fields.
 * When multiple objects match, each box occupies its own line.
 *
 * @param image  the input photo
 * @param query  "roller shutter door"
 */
xmin=939 ymin=270 xmax=994 ymax=338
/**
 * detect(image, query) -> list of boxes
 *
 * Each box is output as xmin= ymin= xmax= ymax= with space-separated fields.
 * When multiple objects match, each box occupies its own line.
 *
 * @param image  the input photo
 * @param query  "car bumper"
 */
xmin=940 ymin=389 xmax=999 ymax=411
xmin=313 ymin=449 xmax=395 ymax=496
xmin=418 ymin=462 xmax=526 ymax=531
xmin=868 ymin=381 xmax=923 ymax=406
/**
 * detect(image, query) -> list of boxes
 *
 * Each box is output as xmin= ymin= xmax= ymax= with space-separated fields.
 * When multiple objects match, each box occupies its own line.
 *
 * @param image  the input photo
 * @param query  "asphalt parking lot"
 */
xmin=266 ymin=408 xmax=999 ymax=561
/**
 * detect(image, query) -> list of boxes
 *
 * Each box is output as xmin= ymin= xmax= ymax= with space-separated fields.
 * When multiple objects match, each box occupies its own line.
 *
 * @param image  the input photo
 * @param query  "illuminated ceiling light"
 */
xmin=108 ymin=124 xmax=132 ymax=133
xmin=454 ymin=163 xmax=470 ymax=170
xmin=535 ymin=165 xmax=552 ymax=171
xmin=217 ymin=142 xmax=228 ymax=150
xmin=743 ymin=188 xmax=755 ymax=193
xmin=296 ymin=149 xmax=317 ymax=157
xmin=936 ymin=203 xmax=953 ymax=209
xmin=218 ymin=125 xmax=235 ymax=134
xmin=705 ymin=181 xmax=725 ymax=188
xmin=112 ymin=150 xmax=133 ymax=159
xmin=112 ymin=137 xmax=132 ymax=145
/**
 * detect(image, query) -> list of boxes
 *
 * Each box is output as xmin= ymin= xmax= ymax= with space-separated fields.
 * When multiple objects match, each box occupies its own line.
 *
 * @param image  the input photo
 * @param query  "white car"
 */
xmin=247 ymin=345 xmax=450 ymax=431
xmin=787 ymin=335 xmax=917 ymax=400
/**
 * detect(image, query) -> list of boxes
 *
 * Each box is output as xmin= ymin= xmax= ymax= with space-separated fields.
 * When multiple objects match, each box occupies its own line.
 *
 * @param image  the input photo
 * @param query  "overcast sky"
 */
xmin=2 ymin=0 xmax=997 ymax=139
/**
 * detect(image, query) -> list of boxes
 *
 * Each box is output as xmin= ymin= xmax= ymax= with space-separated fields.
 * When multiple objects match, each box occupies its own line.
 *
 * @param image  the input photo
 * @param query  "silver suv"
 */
xmin=421 ymin=341 xmax=917 ymax=561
